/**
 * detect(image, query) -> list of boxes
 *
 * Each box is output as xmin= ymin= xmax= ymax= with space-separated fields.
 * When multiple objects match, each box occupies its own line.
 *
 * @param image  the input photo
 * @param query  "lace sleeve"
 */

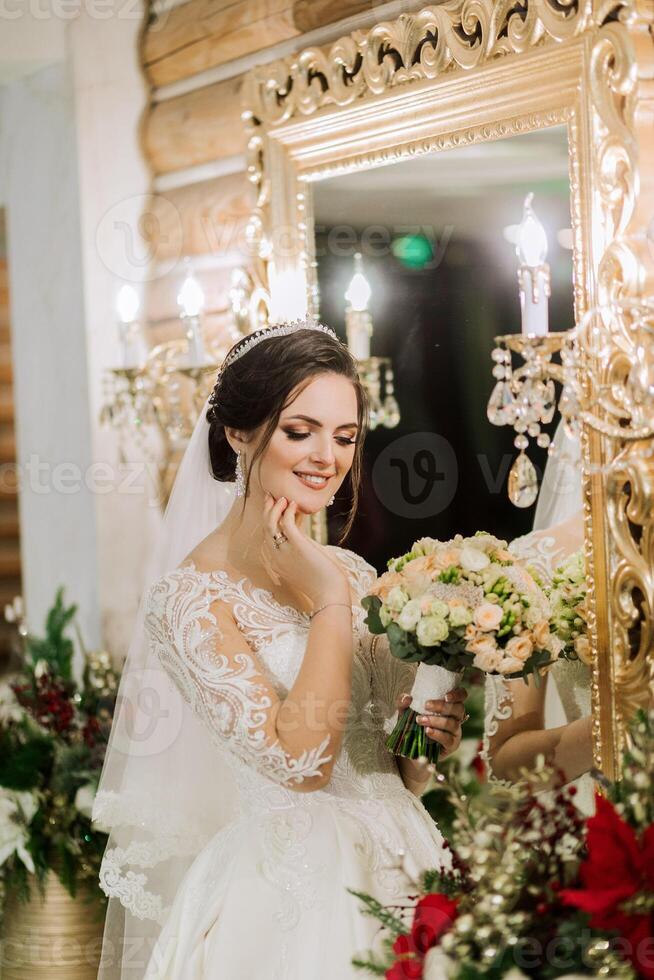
xmin=145 ymin=568 xmax=332 ymax=789
xmin=370 ymin=633 xmax=418 ymax=735
xmin=327 ymin=547 xmax=417 ymax=734
xmin=481 ymin=674 xmax=514 ymax=786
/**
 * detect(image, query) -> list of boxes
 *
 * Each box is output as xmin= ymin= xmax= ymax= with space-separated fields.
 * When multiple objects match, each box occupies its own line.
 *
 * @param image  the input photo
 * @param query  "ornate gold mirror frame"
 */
xmin=242 ymin=0 xmax=654 ymax=779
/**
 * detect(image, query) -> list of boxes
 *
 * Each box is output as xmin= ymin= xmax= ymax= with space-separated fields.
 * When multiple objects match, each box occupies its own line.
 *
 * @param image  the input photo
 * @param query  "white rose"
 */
xmin=424 ymin=946 xmax=456 ymax=980
xmin=385 ymin=586 xmax=410 ymax=613
xmin=397 ymin=599 xmax=422 ymax=632
xmin=0 ymin=788 xmax=37 ymax=873
xmin=473 ymin=603 xmax=503 ymax=632
xmin=74 ymin=783 xmax=96 ymax=819
xmin=34 ymin=659 xmax=49 ymax=679
xmin=379 ymin=604 xmax=394 ymax=628
xmin=416 ymin=615 xmax=449 ymax=646
xmin=448 ymin=603 xmax=472 ymax=628
xmin=420 ymin=596 xmax=449 ymax=618
xmin=460 ymin=547 xmax=490 ymax=572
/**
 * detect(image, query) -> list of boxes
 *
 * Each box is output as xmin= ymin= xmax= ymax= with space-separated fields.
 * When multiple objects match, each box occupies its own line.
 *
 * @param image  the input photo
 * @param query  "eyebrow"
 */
xmin=283 ymin=414 xmax=359 ymax=430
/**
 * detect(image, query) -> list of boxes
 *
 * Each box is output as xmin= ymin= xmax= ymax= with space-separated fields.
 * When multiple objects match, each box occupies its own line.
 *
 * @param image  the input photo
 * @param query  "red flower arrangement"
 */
xmin=353 ymin=708 xmax=654 ymax=980
xmin=562 ymin=794 xmax=654 ymax=979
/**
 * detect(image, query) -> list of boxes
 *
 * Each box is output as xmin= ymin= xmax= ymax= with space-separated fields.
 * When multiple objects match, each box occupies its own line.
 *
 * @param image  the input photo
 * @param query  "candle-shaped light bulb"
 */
xmin=177 ymin=272 xmax=204 ymax=318
xmin=515 ymin=193 xmax=550 ymax=336
xmin=116 ymin=284 xmax=140 ymax=324
xmin=345 ymin=253 xmax=372 ymax=312
xmin=516 ymin=193 xmax=548 ymax=267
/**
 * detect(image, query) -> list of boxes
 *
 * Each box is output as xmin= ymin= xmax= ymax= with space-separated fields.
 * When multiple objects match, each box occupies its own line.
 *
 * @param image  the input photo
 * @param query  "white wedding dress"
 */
xmin=483 ymin=530 xmax=594 ymax=815
xmin=140 ymin=545 xmax=450 ymax=979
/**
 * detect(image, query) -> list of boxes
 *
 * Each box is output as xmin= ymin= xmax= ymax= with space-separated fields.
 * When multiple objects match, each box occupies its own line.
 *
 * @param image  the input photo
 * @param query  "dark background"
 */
xmin=317 ymin=227 xmax=574 ymax=573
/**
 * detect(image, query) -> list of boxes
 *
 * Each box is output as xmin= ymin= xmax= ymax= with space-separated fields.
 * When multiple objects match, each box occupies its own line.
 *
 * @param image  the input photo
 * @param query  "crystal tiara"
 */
xmin=207 ymin=317 xmax=341 ymax=419
xmin=220 ymin=317 xmax=339 ymax=373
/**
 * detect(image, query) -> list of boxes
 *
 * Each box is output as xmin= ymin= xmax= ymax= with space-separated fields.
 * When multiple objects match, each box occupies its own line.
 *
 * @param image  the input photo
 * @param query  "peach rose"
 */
xmin=367 ymin=571 xmax=406 ymax=600
xmin=574 ymin=635 xmax=592 ymax=666
xmin=531 ymin=620 xmax=551 ymax=650
xmin=505 ymin=635 xmax=534 ymax=663
xmin=498 ymin=655 xmax=525 ymax=675
xmin=473 ymin=603 xmax=504 ymax=632
xmin=467 ymin=637 xmax=503 ymax=672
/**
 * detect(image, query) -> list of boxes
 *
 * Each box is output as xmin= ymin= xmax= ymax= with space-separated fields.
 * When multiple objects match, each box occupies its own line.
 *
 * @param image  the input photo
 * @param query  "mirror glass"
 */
xmin=312 ymin=126 xmax=575 ymax=569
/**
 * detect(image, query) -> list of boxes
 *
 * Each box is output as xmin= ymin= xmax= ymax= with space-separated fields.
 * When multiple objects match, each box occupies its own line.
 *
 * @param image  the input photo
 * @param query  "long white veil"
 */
xmin=533 ymin=419 xmax=583 ymax=531
xmin=92 ymin=396 xmax=240 ymax=980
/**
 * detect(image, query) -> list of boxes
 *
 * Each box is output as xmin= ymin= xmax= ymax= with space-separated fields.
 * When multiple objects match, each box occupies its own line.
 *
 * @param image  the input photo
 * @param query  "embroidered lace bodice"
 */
xmin=144 ymin=546 xmax=416 ymax=813
xmin=482 ymin=530 xmax=593 ymax=813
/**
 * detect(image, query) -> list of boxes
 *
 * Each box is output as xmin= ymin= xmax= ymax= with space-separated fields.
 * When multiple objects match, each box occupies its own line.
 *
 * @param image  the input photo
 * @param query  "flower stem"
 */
xmin=386 ymin=706 xmax=441 ymax=764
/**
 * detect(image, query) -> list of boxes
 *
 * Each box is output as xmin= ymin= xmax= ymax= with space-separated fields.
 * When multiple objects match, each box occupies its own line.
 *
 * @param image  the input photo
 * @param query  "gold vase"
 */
xmin=0 ymin=869 xmax=105 ymax=980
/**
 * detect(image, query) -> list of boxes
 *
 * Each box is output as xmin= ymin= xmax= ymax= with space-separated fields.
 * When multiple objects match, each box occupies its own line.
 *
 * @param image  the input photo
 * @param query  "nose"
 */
xmin=309 ymin=435 xmax=336 ymax=467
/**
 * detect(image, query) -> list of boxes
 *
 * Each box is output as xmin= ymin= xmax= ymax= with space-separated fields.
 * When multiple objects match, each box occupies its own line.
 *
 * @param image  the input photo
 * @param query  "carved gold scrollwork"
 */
xmin=606 ymin=442 xmax=654 ymax=725
xmin=242 ymin=0 xmax=654 ymax=774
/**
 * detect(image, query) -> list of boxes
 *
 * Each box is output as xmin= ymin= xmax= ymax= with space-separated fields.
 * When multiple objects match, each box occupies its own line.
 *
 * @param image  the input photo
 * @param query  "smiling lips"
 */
xmin=294 ymin=471 xmax=333 ymax=490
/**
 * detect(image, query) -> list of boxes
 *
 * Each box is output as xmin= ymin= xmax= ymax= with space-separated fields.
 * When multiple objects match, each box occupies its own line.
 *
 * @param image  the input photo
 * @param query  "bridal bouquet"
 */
xmin=361 ymin=533 xmax=563 ymax=762
xmin=548 ymin=549 xmax=591 ymax=665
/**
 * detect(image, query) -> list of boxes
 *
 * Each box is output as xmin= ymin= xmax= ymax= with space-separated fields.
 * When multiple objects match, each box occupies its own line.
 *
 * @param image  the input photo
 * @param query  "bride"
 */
xmin=92 ymin=320 xmax=467 ymax=980
xmin=483 ymin=422 xmax=594 ymax=814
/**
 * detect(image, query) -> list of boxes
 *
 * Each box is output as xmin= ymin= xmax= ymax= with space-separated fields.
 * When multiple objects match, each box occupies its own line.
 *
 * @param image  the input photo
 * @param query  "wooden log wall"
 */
xmin=140 ymin=0 xmax=411 ymax=347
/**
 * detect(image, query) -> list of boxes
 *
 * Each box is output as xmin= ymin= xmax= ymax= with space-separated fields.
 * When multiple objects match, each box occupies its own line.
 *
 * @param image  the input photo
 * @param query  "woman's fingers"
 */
xmin=417 ymin=713 xmax=460 ymax=736
xmin=424 ymin=726 xmax=457 ymax=754
xmin=423 ymin=696 xmax=466 ymax=722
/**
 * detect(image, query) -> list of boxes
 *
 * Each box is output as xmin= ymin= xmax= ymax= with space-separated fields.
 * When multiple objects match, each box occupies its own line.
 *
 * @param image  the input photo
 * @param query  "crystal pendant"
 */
xmin=487 ymin=381 xmax=514 ymax=426
xmin=508 ymin=451 xmax=539 ymax=508
xmin=382 ymin=395 xmax=401 ymax=428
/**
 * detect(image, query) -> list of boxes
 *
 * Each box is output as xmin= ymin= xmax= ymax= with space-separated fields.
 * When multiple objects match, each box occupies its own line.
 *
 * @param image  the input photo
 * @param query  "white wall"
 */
xmin=0 ymin=4 xmax=155 ymax=659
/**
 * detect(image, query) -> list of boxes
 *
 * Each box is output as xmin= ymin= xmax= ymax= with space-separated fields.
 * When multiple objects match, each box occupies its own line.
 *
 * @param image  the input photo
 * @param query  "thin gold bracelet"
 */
xmin=310 ymin=602 xmax=352 ymax=620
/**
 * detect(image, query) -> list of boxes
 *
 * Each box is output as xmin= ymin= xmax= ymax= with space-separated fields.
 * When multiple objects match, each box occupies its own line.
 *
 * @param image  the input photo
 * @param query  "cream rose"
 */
xmin=473 ymin=602 xmax=504 ymax=632
xmin=420 ymin=596 xmax=449 ymax=618
xmin=460 ymin=546 xmax=490 ymax=572
xmin=505 ymin=635 xmax=534 ymax=663
xmin=416 ymin=615 xmax=449 ymax=646
xmin=397 ymin=599 xmax=422 ymax=632
xmin=385 ymin=586 xmax=410 ymax=613
xmin=379 ymin=604 xmax=394 ymax=628
xmin=448 ymin=603 xmax=472 ymax=628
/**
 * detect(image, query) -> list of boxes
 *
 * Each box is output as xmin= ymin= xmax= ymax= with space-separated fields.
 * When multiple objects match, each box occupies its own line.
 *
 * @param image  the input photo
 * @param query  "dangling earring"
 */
xmin=234 ymin=451 xmax=246 ymax=497
xmin=328 ymin=495 xmax=335 ymax=506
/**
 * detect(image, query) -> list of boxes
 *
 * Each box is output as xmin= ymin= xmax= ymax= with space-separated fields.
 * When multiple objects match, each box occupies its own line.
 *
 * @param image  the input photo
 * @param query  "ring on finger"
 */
xmin=272 ymin=532 xmax=288 ymax=548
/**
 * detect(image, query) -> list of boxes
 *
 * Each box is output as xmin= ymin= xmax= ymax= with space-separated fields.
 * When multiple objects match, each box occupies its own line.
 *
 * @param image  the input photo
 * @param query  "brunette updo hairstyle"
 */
xmin=207 ymin=327 xmax=368 ymax=543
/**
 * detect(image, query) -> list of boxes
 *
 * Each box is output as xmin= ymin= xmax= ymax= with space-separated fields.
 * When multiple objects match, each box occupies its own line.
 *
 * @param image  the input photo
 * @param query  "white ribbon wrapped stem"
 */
xmin=410 ymin=662 xmax=462 ymax=715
